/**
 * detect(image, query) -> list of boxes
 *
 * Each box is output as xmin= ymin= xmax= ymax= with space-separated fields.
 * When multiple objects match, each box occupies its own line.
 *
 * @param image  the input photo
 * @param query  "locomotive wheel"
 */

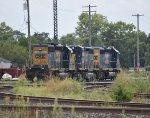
xmin=26 ymin=74 xmax=35 ymax=82
xmin=72 ymin=72 xmax=82 ymax=81
xmin=37 ymin=71 xmax=50 ymax=81
xmin=36 ymin=73 xmax=45 ymax=81
xmin=96 ymin=72 xmax=104 ymax=81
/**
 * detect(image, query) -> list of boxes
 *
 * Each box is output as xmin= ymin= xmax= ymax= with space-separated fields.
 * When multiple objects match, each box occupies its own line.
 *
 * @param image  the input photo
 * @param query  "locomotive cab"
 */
xmin=32 ymin=44 xmax=49 ymax=67
xmin=26 ymin=44 xmax=49 ymax=81
xmin=103 ymin=47 xmax=120 ymax=79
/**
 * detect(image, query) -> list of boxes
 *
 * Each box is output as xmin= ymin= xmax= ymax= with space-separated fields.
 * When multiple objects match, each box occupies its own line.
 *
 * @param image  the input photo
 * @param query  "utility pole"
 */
xmin=83 ymin=5 xmax=96 ymax=46
xmin=25 ymin=0 xmax=31 ymax=67
xmin=132 ymin=14 xmax=144 ymax=71
xmin=53 ymin=0 xmax=58 ymax=43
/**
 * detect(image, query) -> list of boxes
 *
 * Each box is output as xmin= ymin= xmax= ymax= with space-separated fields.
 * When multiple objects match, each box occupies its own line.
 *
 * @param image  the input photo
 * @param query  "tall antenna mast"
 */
xmin=53 ymin=0 xmax=58 ymax=43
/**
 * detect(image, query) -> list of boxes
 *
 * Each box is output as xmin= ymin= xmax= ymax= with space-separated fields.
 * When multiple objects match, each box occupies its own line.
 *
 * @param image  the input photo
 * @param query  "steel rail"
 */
xmin=0 ymin=92 xmax=150 ymax=108
xmin=84 ymin=81 xmax=113 ymax=86
xmin=0 ymin=104 xmax=150 ymax=117
xmin=134 ymin=93 xmax=150 ymax=99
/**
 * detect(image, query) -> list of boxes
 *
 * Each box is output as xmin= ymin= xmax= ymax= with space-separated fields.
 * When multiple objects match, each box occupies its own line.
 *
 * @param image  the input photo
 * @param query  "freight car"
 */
xmin=26 ymin=43 xmax=120 ymax=81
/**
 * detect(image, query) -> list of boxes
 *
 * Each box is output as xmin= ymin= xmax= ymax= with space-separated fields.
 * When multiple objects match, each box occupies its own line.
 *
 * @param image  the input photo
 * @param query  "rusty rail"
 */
xmin=134 ymin=93 xmax=150 ymax=99
xmin=1 ymin=92 xmax=150 ymax=108
xmin=84 ymin=81 xmax=113 ymax=86
xmin=0 ymin=104 xmax=150 ymax=118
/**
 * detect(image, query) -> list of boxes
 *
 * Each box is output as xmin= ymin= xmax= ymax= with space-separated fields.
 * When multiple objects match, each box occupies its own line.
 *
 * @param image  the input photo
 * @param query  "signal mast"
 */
xmin=53 ymin=0 xmax=58 ymax=43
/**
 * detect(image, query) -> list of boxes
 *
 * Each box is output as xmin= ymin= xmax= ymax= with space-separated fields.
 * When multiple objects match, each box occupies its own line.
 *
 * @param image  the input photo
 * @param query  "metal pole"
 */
xmin=132 ymin=14 xmax=144 ymax=71
xmin=83 ymin=5 xmax=96 ymax=46
xmin=26 ymin=0 xmax=31 ymax=67
xmin=88 ymin=5 xmax=91 ymax=46
xmin=137 ymin=14 xmax=140 ymax=71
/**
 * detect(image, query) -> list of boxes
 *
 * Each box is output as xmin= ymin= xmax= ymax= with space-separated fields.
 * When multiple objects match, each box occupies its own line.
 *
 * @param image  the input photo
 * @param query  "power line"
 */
xmin=30 ymin=25 xmax=40 ymax=33
xmin=19 ymin=26 xmax=27 ymax=32
xmin=132 ymin=13 xmax=144 ymax=71
xmin=83 ymin=5 xmax=96 ymax=46
xmin=142 ymin=18 xmax=150 ymax=25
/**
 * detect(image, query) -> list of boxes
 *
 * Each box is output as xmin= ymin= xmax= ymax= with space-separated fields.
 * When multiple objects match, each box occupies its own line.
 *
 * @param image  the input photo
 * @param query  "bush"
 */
xmin=145 ymin=65 xmax=150 ymax=71
xmin=111 ymin=72 xmax=133 ymax=102
xmin=112 ymin=85 xmax=132 ymax=102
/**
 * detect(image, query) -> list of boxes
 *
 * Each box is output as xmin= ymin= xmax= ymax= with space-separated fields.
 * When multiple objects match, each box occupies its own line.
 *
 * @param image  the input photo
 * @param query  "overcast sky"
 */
xmin=0 ymin=0 xmax=149 ymax=38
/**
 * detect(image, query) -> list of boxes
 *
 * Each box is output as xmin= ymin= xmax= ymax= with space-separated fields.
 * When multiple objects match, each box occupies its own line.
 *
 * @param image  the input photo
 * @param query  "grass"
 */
xmin=3 ymin=70 xmax=150 ymax=102
xmin=13 ymin=76 xmax=112 ymax=101
xmin=111 ymin=71 xmax=150 ymax=102
xmin=127 ymin=71 xmax=150 ymax=79
xmin=1 ymin=71 xmax=150 ymax=117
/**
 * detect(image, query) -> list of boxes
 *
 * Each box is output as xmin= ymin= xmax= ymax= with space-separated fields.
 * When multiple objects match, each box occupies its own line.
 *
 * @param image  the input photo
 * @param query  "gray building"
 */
xmin=0 ymin=58 xmax=12 ymax=69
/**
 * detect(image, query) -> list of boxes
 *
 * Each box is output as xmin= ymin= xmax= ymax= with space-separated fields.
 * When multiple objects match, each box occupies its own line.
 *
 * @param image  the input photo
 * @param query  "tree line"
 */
xmin=0 ymin=13 xmax=150 ymax=69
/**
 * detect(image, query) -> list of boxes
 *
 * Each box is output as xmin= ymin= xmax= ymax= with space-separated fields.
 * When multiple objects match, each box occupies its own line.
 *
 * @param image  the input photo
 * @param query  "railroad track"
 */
xmin=84 ymin=81 xmax=113 ymax=90
xmin=134 ymin=93 xmax=150 ymax=99
xmin=0 ymin=84 xmax=150 ymax=117
xmin=1 ymin=92 xmax=150 ymax=108
xmin=0 ymin=85 xmax=14 ymax=93
xmin=0 ymin=104 xmax=150 ymax=118
xmin=84 ymin=81 xmax=113 ymax=86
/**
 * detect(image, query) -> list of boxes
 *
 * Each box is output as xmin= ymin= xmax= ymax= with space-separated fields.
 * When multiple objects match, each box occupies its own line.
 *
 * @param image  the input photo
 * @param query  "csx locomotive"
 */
xmin=26 ymin=43 xmax=120 ymax=81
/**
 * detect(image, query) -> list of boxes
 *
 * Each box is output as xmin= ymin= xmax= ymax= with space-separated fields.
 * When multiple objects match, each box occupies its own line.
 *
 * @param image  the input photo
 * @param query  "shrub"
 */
xmin=145 ymin=65 xmax=150 ymax=71
xmin=112 ymin=85 xmax=132 ymax=102
xmin=111 ymin=72 xmax=133 ymax=102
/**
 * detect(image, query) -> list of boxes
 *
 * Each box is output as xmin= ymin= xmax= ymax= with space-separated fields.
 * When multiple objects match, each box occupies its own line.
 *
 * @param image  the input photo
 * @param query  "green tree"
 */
xmin=75 ymin=13 xmax=149 ymax=68
xmin=0 ymin=22 xmax=13 ymax=40
xmin=75 ymin=13 xmax=108 ymax=46
xmin=145 ymin=45 xmax=150 ymax=66
xmin=13 ymin=30 xmax=25 ymax=42
xmin=59 ymin=33 xmax=80 ymax=45
xmin=0 ymin=40 xmax=28 ymax=66
xmin=102 ymin=21 xmax=139 ymax=68
xmin=145 ymin=34 xmax=150 ymax=67
xmin=18 ymin=37 xmax=29 ymax=48
xmin=33 ymin=32 xmax=51 ymax=43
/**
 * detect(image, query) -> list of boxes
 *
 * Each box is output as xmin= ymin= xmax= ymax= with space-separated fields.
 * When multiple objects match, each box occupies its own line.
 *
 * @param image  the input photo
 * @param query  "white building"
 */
xmin=0 ymin=58 xmax=12 ymax=69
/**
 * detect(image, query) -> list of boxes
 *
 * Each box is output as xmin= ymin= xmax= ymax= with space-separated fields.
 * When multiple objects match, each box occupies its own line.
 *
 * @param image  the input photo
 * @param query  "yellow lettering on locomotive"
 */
xmin=93 ymin=49 xmax=100 ymax=65
xmin=105 ymin=53 xmax=109 ymax=65
xmin=32 ymin=47 xmax=48 ymax=65
xmin=71 ymin=54 xmax=76 ymax=65
xmin=55 ymin=51 xmax=61 ymax=62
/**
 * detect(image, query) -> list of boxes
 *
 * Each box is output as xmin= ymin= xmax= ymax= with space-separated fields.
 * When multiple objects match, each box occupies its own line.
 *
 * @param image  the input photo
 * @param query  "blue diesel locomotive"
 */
xmin=26 ymin=43 xmax=120 ymax=81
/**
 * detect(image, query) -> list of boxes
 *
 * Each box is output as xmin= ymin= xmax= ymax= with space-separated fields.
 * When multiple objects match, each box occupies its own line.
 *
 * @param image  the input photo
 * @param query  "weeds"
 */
xmin=51 ymin=98 xmax=65 ymax=118
xmin=111 ymin=71 xmax=150 ymax=102
xmin=14 ymin=77 xmax=113 ymax=101
xmin=14 ymin=71 xmax=150 ymax=103
xmin=111 ymin=72 xmax=133 ymax=102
